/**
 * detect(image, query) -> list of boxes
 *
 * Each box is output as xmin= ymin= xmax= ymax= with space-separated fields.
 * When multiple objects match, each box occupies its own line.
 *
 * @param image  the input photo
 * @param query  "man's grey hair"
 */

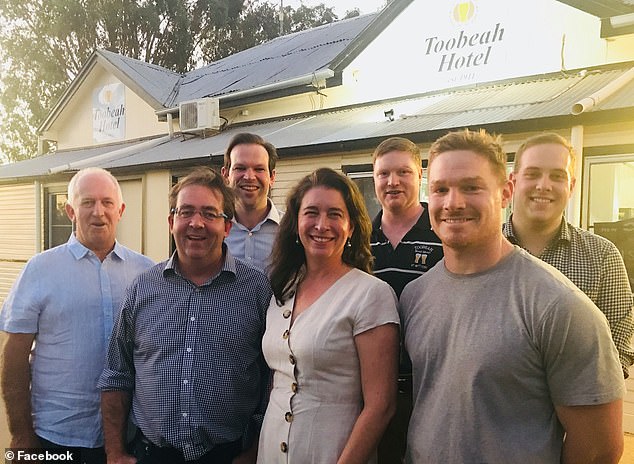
xmin=67 ymin=167 xmax=123 ymax=208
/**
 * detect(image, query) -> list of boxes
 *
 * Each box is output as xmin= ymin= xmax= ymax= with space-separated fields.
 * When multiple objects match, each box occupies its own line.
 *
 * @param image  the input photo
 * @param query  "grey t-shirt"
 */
xmin=400 ymin=247 xmax=624 ymax=463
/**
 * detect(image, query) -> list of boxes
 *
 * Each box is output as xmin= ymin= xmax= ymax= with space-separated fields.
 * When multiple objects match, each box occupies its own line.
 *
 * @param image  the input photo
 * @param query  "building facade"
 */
xmin=0 ymin=0 xmax=633 ymax=436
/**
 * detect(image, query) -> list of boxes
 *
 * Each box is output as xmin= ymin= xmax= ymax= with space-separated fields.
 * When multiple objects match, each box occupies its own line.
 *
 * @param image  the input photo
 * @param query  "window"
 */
xmin=584 ymin=157 xmax=634 ymax=226
xmin=582 ymin=154 xmax=634 ymax=289
xmin=348 ymin=172 xmax=381 ymax=219
xmin=44 ymin=190 xmax=72 ymax=249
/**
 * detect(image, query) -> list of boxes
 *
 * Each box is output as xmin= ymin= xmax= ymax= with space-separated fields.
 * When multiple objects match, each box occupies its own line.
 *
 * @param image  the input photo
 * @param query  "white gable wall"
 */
xmin=344 ymin=0 xmax=608 ymax=103
xmin=50 ymin=66 xmax=168 ymax=151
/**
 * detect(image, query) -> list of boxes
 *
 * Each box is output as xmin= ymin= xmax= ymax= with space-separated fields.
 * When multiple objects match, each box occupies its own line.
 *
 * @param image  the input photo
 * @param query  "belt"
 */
xmin=397 ymin=375 xmax=412 ymax=394
xmin=130 ymin=430 xmax=241 ymax=463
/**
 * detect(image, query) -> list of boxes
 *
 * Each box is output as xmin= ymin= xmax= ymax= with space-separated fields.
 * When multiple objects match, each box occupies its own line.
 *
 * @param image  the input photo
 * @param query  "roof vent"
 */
xmin=179 ymin=98 xmax=221 ymax=132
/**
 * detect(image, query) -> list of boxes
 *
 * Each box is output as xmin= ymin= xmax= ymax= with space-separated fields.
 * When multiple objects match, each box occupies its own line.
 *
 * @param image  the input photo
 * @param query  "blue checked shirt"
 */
xmin=0 ymin=234 xmax=154 ymax=447
xmin=98 ymin=247 xmax=272 ymax=460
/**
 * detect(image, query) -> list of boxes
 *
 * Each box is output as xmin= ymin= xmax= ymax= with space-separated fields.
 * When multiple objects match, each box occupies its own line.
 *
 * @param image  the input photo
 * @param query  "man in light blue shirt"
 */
xmin=222 ymin=133 xmax=282 ymax=272
xmin=0 ymin=167 xmax=153 ymax=463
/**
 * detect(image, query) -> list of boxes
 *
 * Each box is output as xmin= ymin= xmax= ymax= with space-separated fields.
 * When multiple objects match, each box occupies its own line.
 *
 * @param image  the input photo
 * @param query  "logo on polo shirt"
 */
xmin=413 ymin=244 xmax=437 ymax=267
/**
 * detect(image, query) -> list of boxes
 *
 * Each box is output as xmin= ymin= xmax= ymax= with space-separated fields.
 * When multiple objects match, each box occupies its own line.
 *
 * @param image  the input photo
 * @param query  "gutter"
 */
xmin=155 ymin=69 xmax=335 ymax=117
xmin=48 ymin=135 xmax=172 ymax=174
xmin=572 ymin=66 xmax=634 ymax=114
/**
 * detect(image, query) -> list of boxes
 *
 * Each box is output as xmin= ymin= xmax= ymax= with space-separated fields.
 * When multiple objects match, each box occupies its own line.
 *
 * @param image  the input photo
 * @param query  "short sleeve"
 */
xmin=539 ymin=289 xmax=625 ymax=406
xmin=352 ymin=274 xmax=399 ymax=337
xmin=0 ymin=259 xmax=43 ymax=333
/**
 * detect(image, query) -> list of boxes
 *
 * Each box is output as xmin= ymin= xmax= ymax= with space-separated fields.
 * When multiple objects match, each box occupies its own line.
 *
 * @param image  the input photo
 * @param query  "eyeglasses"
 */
xmin=170 ymin=207 xmax=228 ymax=221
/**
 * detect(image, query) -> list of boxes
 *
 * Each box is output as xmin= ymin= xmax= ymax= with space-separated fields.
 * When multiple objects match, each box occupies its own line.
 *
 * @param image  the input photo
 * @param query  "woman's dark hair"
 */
xmin=269 ymin=168 xmax=373 ymax=304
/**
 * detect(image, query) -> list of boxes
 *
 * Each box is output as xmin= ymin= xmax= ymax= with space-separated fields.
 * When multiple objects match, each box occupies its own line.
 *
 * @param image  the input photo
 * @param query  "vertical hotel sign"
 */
xmin=93 ymin=83 xmax=125 ymax=143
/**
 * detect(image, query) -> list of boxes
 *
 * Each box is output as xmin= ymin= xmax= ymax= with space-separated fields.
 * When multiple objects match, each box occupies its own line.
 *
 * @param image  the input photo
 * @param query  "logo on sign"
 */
xmin=452 ymin=1 xmax=476 ymax=24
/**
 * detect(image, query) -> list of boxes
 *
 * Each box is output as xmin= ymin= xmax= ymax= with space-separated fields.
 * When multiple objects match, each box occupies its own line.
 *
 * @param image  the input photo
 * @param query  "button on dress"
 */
xmin=257 ymin=269 xmax=399 ymax=463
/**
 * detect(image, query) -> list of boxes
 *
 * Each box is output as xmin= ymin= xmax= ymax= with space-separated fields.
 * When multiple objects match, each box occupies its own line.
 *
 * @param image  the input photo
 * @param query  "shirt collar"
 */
xmin=371 ymin=209 xmax=383 ymax=229
xmin=232 ymin=198 xmax=282 ymax=228
xmin=504 ymin=215 xmax=570 ymax=246
xmin=372 ymin=202 xmax=431 ymax=232
xmin=163 ymin=243 xmax=237 ymax=281
xmin=67 ymin=233 xmax=124 ymax=261
xmin=266 ymin=199 xmax=282 ymax=224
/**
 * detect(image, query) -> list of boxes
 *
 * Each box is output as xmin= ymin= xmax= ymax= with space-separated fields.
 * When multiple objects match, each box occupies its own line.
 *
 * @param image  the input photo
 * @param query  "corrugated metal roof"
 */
xmin=40 ymin=2 xmax=404 ymax=132
xmin=177 ymin=13 xmax=377 ymax=103
xmin=97 ymin=50 xmax=182 ymax=108
xmin=0 ymin=140 xmax=143 ymax=179
xmin=4 ymin=62 xmax=634 ymax=180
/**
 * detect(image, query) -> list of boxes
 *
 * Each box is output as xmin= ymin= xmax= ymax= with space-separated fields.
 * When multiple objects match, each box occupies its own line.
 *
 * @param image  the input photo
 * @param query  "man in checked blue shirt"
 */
xmin=1 ymin=168 xmax=154 ymax=463
xmin=99 ymin=167 xmax=272 ymax=464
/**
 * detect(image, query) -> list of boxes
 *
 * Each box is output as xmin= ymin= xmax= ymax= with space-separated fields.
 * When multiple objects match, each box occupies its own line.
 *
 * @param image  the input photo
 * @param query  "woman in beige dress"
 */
xmin=257 ymin=168 xmax=399 ymax=464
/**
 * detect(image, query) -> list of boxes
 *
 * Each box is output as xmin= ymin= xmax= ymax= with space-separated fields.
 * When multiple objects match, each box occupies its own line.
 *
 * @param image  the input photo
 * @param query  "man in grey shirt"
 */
xmin=401 ymin=129 xmax=624 ymax=463
xmin=503 ymin=132 xmax=633 ymax=377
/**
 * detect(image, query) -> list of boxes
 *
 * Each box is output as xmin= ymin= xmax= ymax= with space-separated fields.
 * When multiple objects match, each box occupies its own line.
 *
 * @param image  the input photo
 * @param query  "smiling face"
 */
xmin=65 ymin=171 xmax=124 ymax=258
xmin=510 ymin=143 xmax=575 ymax=232
xmin=428 ymin=150 xmax=512 ymax=252
xmin=222 ymin=143 xmax=275 ymax=213
xmin=373 ymin=150 xmax=422 ymax=214
xmin=169 ymin=184 xmax=231 ymax=269
xmin=298 ymin=186 xmax=354 ymax=268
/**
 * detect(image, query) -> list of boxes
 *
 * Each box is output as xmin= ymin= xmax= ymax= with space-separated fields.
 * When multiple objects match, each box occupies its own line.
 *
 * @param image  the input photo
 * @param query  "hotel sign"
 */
xmin=419 ymin=0 xmax=516 ymax=87
xmin=93 ymin=83 xmax=125 ymax=143
xmin=424 ymin=22 xmax=504 ymax=73
xmin=349 ymin=0 xmax=604 ymax=100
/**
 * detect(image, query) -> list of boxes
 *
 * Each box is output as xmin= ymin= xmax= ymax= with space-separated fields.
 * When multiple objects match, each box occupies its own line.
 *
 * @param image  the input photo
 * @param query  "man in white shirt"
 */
xmin=222 ymin=133 xmax=281 ymax=272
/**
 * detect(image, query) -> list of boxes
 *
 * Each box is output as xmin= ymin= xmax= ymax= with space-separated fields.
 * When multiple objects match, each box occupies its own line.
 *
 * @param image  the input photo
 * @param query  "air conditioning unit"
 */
xmin=179 ymin=98 xmax=221 ymax=132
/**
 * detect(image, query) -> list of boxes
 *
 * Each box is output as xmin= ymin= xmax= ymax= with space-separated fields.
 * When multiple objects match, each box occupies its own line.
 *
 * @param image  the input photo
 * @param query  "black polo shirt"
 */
xmin=371 ymin=203 xmax=444 ymax=298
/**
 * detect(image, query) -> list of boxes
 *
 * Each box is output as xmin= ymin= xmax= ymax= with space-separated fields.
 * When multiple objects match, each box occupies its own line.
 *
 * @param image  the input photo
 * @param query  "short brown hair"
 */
xmin=169 ymin=167 xmax=235 ymax=221
xmin=513 ymin=133 xmax=576 ymax=175
xmin=223 ymin=133 xmax=278 ymax=174
xmin=429 ymin=129 xmax=508 ymax=184
xmin=372 ymin=137 xmax=421 ymax=166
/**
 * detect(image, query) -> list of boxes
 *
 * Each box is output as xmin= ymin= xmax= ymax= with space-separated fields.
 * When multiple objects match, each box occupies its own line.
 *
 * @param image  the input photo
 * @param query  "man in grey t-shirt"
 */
xmin=400 ymin=129 xmax=625 ymax=463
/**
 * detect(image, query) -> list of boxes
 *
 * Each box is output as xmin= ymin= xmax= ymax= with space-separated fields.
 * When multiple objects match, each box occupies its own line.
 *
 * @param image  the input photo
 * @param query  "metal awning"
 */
xmin=2 ymin=61 xmax=634 ymax=181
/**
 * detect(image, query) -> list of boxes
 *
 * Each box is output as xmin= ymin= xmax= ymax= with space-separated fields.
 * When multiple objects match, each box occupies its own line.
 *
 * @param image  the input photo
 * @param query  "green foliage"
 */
xmin=198 ymin=1 xmax=338 ymax=63
xmin=0 ymin=0 xmax=341 ymax=163
xmin=0 ymin=0 xmax=346 ymax=164
xmin=0 ymin=0 xmax=245 ymax=163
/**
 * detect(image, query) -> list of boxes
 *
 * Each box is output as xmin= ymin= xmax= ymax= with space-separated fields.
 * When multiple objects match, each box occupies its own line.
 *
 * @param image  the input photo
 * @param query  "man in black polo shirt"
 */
xmin=370 ymin=137 xmax=443 ymax=463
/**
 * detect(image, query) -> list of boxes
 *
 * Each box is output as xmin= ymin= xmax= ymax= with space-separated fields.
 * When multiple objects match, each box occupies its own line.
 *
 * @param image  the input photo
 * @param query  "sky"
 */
xmin=283 ymin=0 xmax=388 ymax=17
